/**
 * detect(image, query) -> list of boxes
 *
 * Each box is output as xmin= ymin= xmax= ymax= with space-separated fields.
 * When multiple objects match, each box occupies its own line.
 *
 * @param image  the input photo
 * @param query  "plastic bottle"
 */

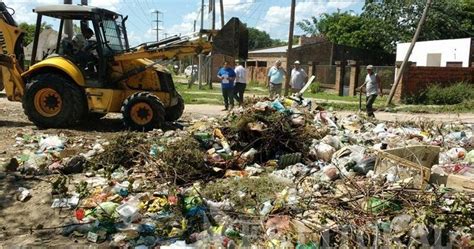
xmin=260 ymin=201 xmax=273 ymax=216
xmin=242 ymin=148 xmax=258 ymax=161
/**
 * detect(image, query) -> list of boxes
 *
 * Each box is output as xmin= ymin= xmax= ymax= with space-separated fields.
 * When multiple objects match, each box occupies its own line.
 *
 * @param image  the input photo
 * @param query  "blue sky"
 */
xmin=7 ymin=0 xmax=364 ymax=46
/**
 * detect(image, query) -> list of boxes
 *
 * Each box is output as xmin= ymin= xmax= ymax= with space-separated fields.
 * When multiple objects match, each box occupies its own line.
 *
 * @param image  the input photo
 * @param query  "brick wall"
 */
xmin=395 ymin=66 xmax=474 ymax=102
xmin=246 ymin=66 xmax=268 ymax=85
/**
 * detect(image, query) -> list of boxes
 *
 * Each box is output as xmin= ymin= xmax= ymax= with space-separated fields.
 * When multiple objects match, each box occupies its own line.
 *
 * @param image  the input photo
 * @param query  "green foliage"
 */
xmin=425 ymin=82 xmax=474 ymax=105
xmin=310 ymin=81 xmax=322 ymax=93
xmin=19 ymin=22 xmax=52 ymax=46
xmin=247 ymin=27 xmax=293 ymax=50
xmin=297 ymin=10 xmax=390 ymax=53
xmin=248 ymin=79 xmax=261 ymax=86
xmin=404 ymin=82 xmax=474 ymax=105
xmin=362 ymin=0 xmax=474 ymax=52
xmin=248 ymin=27 xmax=273 ymax=50
xmin=298 ymin=0 xmax=474 ymax=53
xmin=297 ymin=16 xmax=319 ymax=35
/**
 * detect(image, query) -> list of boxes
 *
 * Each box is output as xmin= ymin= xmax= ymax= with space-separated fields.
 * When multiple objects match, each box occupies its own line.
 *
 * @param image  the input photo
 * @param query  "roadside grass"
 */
xmin=319 ymin=100 xmax=474 ymax=113
xmin=172 ymin=76 xmax=473 ymax=113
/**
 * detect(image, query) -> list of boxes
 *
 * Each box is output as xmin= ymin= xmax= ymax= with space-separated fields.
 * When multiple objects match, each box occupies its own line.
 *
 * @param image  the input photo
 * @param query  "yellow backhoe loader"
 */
xmin=0 ymin=3 xmax=247 ymax=130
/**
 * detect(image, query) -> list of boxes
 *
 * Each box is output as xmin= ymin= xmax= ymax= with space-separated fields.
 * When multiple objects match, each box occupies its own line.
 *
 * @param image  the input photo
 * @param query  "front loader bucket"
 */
xmin=212 ymin=17 xmax=248 ymax=59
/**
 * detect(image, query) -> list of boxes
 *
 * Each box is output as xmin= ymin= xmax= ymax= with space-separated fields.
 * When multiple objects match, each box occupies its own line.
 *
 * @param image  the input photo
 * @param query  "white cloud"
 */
xmin=327 ymin=0 xmax=358 ymax=9
xmin=163 ymin=11 xmax=200 ymax=38
xmin=223 ymin=0 xmax=255 ymax=13
xmin=5 ymin=0 xmax=121 ymax=25
xmin=256 ymin=2 xmax=328 ymax=40
xmin=6 ymin=0 xmax=61 ymax=24
xmin=161 ymin=0 xmax=257 ymax=39
xmin=89 ymin=0 xmax=120 ymax=11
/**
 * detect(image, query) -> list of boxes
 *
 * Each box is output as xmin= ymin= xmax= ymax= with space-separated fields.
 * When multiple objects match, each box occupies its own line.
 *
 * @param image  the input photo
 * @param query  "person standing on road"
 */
xmin=217 ymin=61 xmax=236 ymax=111
xmin=359 ymin=65 xmax=383 ymax=118
xmin=233 ymin=60 xmax=247 ymax=106
xmin=267 ymin=60 xmax=286 ymax=98
xmin=290 ymin=60 xmax=307 ymax=93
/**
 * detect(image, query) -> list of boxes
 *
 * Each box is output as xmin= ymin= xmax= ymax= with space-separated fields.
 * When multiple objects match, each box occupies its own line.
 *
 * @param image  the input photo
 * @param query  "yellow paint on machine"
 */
xmin=22 ymin=57 xmax=85 ymax=86
xmin=85 ymin=88 xmax=171 ymax=113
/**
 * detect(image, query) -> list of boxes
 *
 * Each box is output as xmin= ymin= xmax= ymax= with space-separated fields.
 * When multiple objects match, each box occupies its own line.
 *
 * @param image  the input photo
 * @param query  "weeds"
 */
xmin=404 ymin=82 xmax=474 ymax=105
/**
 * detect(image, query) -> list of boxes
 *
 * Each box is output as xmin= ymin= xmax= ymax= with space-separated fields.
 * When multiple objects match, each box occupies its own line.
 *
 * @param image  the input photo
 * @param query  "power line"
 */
xmin=152 ymin=9 xmax=163 ymax=41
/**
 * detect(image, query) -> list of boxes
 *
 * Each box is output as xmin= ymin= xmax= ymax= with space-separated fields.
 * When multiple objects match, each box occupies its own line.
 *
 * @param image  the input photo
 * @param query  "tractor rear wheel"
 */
xmin=23 ymin=74 xmax=86 ymax=128
xmin=165 ymin=93 xmax=184 ymax=121
xmin=121 ymin=92 xmax=165 ymax=131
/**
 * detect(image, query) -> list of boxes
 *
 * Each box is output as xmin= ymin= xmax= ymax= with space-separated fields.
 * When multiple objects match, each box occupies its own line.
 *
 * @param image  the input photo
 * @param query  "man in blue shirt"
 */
xmin=267 ymin=60 xmax=286 ymax=98
xmin=217 ymin=61 xmax=236 ymax=110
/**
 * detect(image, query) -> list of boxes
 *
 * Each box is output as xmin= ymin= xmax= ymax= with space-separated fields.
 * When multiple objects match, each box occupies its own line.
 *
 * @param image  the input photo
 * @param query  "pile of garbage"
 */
xmin=3 ymin=97 xmax=474 ymax=247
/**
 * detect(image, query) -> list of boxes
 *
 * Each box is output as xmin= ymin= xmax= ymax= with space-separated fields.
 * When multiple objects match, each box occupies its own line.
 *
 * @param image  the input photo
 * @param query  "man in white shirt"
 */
xmin=290 ymin=60 xmax=307 ymax=93
xmin=359 ymin=65 xmax=383 ymax=118
xmin=233 ymin=60 xmax=247 ymax=105
xmin=267 ymin=60 xmax=286 ymax=98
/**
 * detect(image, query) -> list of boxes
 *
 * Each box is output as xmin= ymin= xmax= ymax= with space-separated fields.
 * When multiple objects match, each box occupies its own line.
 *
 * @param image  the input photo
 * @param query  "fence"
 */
xmin=394 ymin=65 xmax=474 ymax=102
xmin=358 ymin=66 xmax=395 ymax=93
xmin=246 ymin=66 xmax=268 ymax=85
xmin=314 ymin=65 xmax=336 ymax=90
xmin=245 ymin=62 xmax=398 ymax=97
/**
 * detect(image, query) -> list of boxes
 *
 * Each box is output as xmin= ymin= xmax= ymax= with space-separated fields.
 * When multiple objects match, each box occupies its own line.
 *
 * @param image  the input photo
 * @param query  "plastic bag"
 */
xmin=446 ymin=148 xmax=467 ymax=161
xmin=466 ymin=150 xmax=474 ymax=164
xmin=322 ymin=135 xmax=341 ymax=150
xmin=310 ymin=142 xmax=335 ymax=162
xmin=39 ymin=136 xmax=64 ymax=152
xmin=353 ymin=156 xmax=376 ymax=175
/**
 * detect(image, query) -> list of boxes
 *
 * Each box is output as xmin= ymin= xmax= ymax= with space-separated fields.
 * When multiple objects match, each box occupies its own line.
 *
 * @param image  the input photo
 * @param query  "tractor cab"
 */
xmin=31 ymin=5 xmax=128 ymax=86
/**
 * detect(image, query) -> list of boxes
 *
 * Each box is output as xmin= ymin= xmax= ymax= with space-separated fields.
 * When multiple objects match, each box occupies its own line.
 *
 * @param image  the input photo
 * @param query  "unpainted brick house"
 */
xmin=246 ymin=36 xmax=394 ymax=84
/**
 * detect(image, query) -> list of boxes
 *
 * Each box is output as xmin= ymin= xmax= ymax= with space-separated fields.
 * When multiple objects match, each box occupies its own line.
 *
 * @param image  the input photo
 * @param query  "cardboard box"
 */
xmin=429 ymin=173 xmax=474 ymax=192
xmin=374 ymin=145 xmax=440 ymax=189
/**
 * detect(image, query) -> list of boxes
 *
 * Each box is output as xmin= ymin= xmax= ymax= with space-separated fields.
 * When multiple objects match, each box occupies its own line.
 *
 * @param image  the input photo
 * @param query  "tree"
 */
xmin=362 ymin=0 xmax=473 ymax=51
xmin=297 ymin=16 xmax=319 ymax=35
xmin=298 ymin=0 xmax=474 ymax=53
xmin=248 ymin=27 xmax=273 ymax=50
xmin=297 ymin=11 xmax=391 ymax=52
xmin=19 ymin=22 xmax=53 ymax=46
xmin=247 ymin=27 xmax=295 ymax=50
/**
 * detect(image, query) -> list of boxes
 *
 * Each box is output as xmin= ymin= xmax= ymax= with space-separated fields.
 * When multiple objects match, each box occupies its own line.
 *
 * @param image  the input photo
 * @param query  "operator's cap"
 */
xmin=366 ymin=65 xmax=374 ymax=70
xmin=294 ymin=60 xmax=300 ymax=64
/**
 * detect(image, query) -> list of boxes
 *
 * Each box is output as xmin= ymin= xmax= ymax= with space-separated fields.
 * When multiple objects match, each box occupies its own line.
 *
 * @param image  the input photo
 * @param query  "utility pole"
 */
xmin=284 ymin=0 xmax=296 ymax=96
xmin=212 ymin=0 xmax=216 ymax=31
xmin=386 ymin=0 xmax=432 ymax=105
xmin=198 ymin=0 xmax=205 ymax=89
xmin=219 ymin=0 xmax=224 ymax=28
xmin=152 ymin=10 xmax=162 ymax=42
xmin=64 ymin=0 xmax=73 ymax=39
xmin=200 ymin=0 xmax=204 ymax=31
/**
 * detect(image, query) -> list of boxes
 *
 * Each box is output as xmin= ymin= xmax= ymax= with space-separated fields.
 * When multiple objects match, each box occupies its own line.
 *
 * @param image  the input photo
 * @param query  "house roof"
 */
xmin=249 ymin=45 xmax=300 ymax=54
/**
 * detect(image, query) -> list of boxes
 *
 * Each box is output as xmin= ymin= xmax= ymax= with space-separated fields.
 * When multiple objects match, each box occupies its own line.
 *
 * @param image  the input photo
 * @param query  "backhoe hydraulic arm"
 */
xmin=0 ymin=2 xmax=26 ymax=101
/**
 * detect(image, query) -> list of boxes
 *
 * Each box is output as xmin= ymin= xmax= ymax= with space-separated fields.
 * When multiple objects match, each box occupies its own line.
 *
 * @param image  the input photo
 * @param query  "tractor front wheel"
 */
xmin=121 ymin=92 xmax=165 ymax=131
xmin=23 ymin=74 xmax=86 ymax=128
xmin=165 ymin=93 xmax=184 ymax=121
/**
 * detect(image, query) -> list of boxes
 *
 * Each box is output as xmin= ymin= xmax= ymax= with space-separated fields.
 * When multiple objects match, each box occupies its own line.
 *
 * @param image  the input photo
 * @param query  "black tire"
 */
xmin=165 ymin=93 xmax=184 ymax=121
xmin=121 ymin=92 xmax=165 ymax=131
xmin=23 ymin=74 xmax=86 ymax=128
